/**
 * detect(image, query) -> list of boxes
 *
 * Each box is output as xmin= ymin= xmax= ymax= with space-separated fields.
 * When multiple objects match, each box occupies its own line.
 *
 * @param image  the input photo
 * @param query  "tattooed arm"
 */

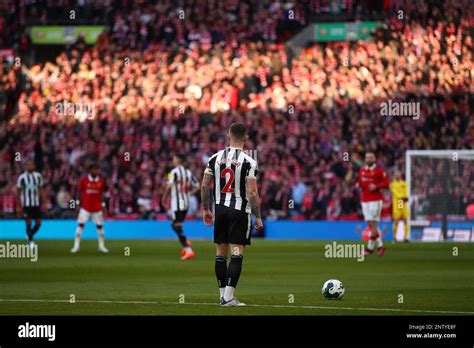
xmin=201 ymin=173 xmax=213 ymax=226
xmin=247 ymin=177 xmax=263 ymax=229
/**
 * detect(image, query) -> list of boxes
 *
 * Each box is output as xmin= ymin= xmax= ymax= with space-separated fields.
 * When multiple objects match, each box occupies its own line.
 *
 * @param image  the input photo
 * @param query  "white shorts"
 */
xmin=361 ymin=200 xmax=383 ymax=222
xmin=77 ymin=208 xmax=104 ymax=226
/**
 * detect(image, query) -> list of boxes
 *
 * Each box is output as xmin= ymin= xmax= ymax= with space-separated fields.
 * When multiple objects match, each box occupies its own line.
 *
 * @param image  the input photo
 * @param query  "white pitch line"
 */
xmin=164 ymin=302 xmax=474 ymax=315
xmin=0 ymin=298 xmax=473 ymax=315
xmin=0 ymin=299 xmax=157 ymax=305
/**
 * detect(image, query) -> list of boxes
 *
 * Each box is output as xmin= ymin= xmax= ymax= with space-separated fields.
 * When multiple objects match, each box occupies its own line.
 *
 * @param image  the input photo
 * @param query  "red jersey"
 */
xmin=79 ymin=175 xmax=105 ymax=212
xmin=357 ymin=165 xmax=389 ymax=202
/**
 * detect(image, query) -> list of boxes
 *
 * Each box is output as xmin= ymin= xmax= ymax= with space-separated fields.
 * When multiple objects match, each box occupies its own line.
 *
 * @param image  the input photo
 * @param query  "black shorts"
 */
xmin=24 ymin=207 xmax=41 ymax=219
xmin=172 ymin=210 xmax=188 ymax=223
xmin=214 ymin=204 xmax=252 ymax=246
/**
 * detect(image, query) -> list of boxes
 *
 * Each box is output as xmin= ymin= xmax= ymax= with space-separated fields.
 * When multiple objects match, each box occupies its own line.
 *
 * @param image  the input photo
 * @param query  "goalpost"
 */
xmin=406 ymin=150 xmax=474 ymax=242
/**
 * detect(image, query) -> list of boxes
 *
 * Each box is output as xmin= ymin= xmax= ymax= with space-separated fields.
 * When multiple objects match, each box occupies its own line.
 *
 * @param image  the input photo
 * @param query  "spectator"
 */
xmin=0 ymin=0 xmax=471 ymax=221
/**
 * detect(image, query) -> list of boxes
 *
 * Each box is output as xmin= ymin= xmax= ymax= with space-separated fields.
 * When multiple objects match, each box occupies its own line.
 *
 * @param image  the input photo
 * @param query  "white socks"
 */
xmin=219 ymin=288 xmax=225 ymax=299
xmin=73 ymin=226 xmax=83 ymax=249
xmin=223 ymin=286 xmax=235 ymax=302
xmin=367 ymin=239 xmax=375 ymax=250
xmin=73 ymin=226 xmax=107 ymax=251
xmin=377 ymin=237 xmax=383 ymax=248
xmin=98 ymin=227 xmax=105 ymax=249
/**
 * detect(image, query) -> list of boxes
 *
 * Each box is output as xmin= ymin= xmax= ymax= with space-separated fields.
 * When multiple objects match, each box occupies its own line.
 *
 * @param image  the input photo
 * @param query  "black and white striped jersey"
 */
xmin=168 ymin=166 xmax=198 ymax=212
xmin=204 ymin=147 xmax=259 ymax=214
xmin=16 ymin=171 xmax=43 ymax=207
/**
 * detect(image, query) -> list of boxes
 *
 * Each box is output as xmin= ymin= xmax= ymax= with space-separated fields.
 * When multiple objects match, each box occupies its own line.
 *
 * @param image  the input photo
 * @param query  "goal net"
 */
xmin=406 ymin=150 xmax=474 ymax=242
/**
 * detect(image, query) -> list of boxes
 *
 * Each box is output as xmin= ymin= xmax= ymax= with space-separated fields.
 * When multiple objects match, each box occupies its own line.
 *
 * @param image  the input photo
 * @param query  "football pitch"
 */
xmin=1 ymin=239 xmax=473 ymax=316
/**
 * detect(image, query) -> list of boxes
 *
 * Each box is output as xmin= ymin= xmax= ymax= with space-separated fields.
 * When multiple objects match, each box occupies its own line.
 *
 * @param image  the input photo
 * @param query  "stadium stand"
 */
xmin=0 ymin=0 xmax=472 ymax=220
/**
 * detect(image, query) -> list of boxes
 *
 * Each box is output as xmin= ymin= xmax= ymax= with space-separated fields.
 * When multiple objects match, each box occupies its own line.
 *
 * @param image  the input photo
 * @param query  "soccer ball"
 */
xmin=321 ymin=279 xmax=345 ymax=300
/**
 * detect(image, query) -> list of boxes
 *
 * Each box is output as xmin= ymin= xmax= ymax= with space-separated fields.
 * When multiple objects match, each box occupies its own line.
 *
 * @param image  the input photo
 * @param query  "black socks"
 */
xmin=26 ymin=223 xmax=41 ymax=242
xmin=226 ymin=254 xmax=243 ymax=288
xmin=215 ymin=256 xmax=227 ymax=289
xmin=26 ymin=225 xmax=32 ymax=242
xmin=171 ymin=223 xmax=187 ymax=247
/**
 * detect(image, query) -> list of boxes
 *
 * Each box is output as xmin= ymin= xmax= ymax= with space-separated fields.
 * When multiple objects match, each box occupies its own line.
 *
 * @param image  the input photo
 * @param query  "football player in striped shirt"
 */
xmin=201 ymin=123 xmax=263 ymax=306
xmin=16 ymin=160 xmax=45 ymax=249
xmin=162 ymin=154 xmax=200 ymax=260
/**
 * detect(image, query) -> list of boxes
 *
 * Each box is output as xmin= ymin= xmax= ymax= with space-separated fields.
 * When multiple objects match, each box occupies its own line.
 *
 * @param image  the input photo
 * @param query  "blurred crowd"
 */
xmin=411 ymin=156 xmax=474 ymax=218
xmin=1 ymin=0 xmax=370 ymax=49
xmin=0 ymin=0 xmax=472 ymax=220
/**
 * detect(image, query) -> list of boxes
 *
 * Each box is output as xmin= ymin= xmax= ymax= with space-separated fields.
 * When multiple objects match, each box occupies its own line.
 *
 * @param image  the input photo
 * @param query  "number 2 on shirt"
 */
xmin=221 ymin=168 xmax=235 ymax=193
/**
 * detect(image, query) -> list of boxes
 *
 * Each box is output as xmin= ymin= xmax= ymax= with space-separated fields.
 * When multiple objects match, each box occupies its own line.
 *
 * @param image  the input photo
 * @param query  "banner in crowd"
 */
xmin=313 ymin=21 xmax=380 ymax=41
xmin=30 ymin=26 xmax=105 ymax=44
xmin=410 ymin=220 xmax=474 ymax=242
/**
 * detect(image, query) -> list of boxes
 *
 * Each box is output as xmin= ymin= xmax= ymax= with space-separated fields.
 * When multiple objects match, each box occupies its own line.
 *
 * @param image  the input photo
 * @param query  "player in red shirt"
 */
xmin=71 ymin=163 xmax=108 ymax=253
xmin=356 ymin=152 xmax=389 ymax=256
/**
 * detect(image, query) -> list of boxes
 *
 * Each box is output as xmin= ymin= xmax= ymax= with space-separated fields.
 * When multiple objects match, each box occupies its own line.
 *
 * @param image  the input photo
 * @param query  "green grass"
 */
xmin=0 ymin=239 xmax=473 ymax=315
